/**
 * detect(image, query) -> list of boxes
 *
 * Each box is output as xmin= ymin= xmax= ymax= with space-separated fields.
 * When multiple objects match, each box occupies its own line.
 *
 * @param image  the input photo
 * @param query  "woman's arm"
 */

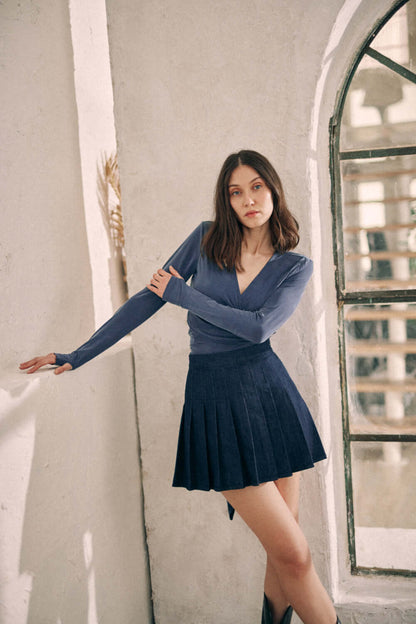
xmin=157 ymin=256 xmax=313 ymax=343
xmin=20 ymin=223 xmax=206 ymax=373
xmin=53 ymin=288 xmax=166 ymax=369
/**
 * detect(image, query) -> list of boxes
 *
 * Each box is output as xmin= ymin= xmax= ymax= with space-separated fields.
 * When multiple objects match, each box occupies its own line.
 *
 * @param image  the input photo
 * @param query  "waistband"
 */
xmin=188 ymin=340 xmax=272 ymax=369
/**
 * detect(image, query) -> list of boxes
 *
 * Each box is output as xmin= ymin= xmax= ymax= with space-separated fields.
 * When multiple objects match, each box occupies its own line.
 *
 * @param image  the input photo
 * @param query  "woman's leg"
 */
xmin=222 ymin=481 xmax=337 ymax=624
xmin=264 ymin=475 xmax=300 ymax=622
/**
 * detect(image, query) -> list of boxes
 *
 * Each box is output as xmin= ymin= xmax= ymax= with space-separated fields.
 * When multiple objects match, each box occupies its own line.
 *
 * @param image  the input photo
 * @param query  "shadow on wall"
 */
xmin=2 ymin=346 xmax=147 ymax=623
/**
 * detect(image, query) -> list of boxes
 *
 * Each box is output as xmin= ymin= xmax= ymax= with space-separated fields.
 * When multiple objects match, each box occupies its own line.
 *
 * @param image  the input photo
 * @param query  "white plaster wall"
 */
xmin=0 ymin=0 xmax=94 ymax=368
xmin=69 ymin=0 xmax=120 ymax=328
xmin=105 ymin=0 xmax=416 ymax=622
xmin=0 ymin=2 xmax=152 ymax=622
xmin=105 ymin=1 xmax=342 ymax=623
xmin=0 ymin=343 xmax=151 ymax=624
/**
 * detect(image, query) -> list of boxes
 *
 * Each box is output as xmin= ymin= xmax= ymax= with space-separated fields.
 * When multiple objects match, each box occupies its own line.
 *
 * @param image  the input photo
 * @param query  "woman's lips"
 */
xmin=245 ymin=210 xmax=259 ymax=217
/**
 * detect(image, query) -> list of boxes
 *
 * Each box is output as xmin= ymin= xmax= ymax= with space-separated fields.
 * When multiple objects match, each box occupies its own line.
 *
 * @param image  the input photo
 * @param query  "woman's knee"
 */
xmin=222 ymin=482 xmax=311 ymax=579
xmin=267 ymin=540 xmax=312 ymax=581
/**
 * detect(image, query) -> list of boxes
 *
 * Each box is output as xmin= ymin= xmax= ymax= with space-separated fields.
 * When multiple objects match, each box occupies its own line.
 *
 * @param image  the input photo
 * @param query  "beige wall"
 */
xmin=105 ymin=0 xmax=415 ymax=622
xmin=1 ymin=0 xmax=94 ymax=368
xmin=0 ymin=343 xmax=151 ymax=624
xmin=0 ymin=2 xmax=151 ymax=623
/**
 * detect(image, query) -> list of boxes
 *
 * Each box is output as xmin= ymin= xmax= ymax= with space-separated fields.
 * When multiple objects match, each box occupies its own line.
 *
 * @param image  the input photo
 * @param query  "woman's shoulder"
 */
xmin=200 ymin=220 xmax=213 ymax=234
xmin=181 ymin=221 xmax=213 ymax=245
xmin=283 ymin=250 xmax=312 ymax=263
xmin=275 ymin=250 xmax=313 ymax=277
xmin=281 ymin=251 xmax=313 ymax=264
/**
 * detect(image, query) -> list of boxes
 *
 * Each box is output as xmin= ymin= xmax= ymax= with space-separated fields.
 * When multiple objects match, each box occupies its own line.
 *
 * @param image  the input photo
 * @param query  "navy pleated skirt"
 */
xmin=172 ymin=340 xmax=326 ymax=504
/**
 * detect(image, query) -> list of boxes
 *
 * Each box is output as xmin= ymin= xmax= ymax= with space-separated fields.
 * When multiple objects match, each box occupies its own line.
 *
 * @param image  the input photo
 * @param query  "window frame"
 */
xmin=329 ymin=0 xmax=416 ymax=578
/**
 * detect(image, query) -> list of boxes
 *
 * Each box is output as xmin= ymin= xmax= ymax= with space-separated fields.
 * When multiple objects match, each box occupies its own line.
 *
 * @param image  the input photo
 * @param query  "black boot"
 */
xmin=262 ymin=594 xmax=293 ymax=624
xmin=261 ymin=594 xmax=272 ymax=624
xmin=280 ymin=605 xmax=293 ymax=624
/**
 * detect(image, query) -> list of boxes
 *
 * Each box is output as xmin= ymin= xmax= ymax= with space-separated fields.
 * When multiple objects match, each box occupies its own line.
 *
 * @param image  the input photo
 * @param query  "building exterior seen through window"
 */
xmin=330 ymin=0 xmax=416 ymax=575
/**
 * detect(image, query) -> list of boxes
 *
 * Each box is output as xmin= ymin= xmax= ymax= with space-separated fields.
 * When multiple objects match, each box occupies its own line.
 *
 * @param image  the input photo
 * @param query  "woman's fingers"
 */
xmin=146 ymin=266 xmax=183 ymax=298
xmin=169 ymin=265 xmax=183 ymax=279
xmin=20 ymin=353 xmax=55 ymax=370
xmin=54 ymin=363 xmax=73 ymax=375
xmin=147 ymin=268 xmax=172 ymax=298
xmin=19 ymin=357 xmax=42 ymax=369
xmin=19 ymin=352 xmax=72 ymax=375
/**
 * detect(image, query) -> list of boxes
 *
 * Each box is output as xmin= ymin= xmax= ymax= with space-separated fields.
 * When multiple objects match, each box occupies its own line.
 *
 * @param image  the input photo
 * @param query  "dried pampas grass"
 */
xmin=97 ymin=152 xmax=128 ymax=300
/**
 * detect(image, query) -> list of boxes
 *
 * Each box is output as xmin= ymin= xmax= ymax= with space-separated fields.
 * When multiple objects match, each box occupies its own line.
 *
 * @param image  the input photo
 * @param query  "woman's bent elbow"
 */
xmin=249 ymin=326 xmax=272 ymax=344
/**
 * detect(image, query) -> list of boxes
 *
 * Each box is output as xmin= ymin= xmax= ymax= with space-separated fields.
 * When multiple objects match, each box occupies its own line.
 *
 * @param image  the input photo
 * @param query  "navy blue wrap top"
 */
xmin=55 ymin=221 xmax=313 ymax=370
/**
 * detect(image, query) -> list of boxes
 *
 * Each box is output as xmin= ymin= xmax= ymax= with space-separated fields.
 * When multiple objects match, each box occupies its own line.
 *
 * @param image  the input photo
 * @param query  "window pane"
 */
xmin=371 ymin=1 xmax=416 ymax=72
xmin=340 ymin=3 xmax=416 ymax=153
xmin=344 ymin=302 xmax=416 ymax=435
xmin=341 ymin=155 xmax=416 ymax=290
xmin=351 ymin=440 xmax=416 ymax=571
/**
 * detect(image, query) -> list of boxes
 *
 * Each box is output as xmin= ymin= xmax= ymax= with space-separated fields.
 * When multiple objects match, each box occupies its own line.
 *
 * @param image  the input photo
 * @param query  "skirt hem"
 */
xmin=172 ymin=452 xmax=327 ymax=493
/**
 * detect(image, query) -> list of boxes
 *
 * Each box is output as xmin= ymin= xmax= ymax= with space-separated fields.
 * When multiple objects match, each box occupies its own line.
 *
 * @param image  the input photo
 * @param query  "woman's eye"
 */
xmin=231 ymin=190 xmax=240 ymax=196
xmin=253 ymin=184 xmax=262 ymax=190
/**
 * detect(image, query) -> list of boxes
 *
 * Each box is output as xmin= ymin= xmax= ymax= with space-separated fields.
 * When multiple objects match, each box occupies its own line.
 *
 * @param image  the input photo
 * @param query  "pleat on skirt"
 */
xmin=172 ymin=340 xmax=326 ymax=501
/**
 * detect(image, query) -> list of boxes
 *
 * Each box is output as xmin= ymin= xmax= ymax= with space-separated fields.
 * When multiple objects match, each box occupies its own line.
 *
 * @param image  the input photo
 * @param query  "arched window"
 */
xmin=330 ymin=0 xmax=416 ymax=576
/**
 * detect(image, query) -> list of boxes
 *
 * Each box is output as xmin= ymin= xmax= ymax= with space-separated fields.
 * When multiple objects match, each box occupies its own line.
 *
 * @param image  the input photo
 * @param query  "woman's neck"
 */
xmin=241 ymin=225 xmax=274 ymax=257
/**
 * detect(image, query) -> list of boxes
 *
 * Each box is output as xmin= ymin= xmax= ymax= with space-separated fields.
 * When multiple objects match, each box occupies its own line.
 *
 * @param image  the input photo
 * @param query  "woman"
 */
xmin=20 ymin=150 xmax=340 ymax=624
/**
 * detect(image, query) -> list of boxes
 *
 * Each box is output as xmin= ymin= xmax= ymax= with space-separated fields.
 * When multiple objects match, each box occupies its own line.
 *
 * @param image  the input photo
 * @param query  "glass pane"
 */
xmin=340 ymin=56 xmax=416 ymax=150
xmin=372 ymin=1 xmax=416 ymax=72
xmin=340 ymin=0 xmax=416 ymax=153
xmin=344 ymin=302 xmax=416 ymax=435
xmin=351 ymin=441 xmax=416 ymax=571
xmin=341 ymin=154 xmax=416 ymax=290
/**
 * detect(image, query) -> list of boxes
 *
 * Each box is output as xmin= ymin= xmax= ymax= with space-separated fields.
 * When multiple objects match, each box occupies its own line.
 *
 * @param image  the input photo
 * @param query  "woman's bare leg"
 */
xmin=264 ymin=475 xmax=300 ymax=622
xmin=222 ymin=481 xmax=336 ymax=624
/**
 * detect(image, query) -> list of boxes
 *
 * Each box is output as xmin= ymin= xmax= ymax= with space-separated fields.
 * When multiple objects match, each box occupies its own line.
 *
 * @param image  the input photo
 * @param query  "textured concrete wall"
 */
xmin=0 ymin=2 xmax=151 ymax=622
xmin=69 ymin=0 xmax=119 ymax=328
xmin=105 ymin=1 xmax=341 ymax=623
xmin=106 ymin=0 xmax=416 ymax=623
xmin=0 ymin=0 xmax=94 ymax=368
xmin=0 ymin=343 xmax=152 ymax=624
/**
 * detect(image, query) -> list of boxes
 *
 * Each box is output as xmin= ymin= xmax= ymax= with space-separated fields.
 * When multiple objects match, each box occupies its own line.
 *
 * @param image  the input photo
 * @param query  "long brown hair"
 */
xmin=202 ymin=150 xmax=299 ymax=271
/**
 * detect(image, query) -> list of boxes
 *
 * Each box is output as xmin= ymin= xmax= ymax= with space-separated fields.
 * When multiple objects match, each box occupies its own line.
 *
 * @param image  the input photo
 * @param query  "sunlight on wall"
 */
xmin=307 ymin=0 xmax=366 ymax=598
xmin=83 ymin=530 xmax=98 ymax=624
xmin=69 ymin=0 xmax=118 ymax=328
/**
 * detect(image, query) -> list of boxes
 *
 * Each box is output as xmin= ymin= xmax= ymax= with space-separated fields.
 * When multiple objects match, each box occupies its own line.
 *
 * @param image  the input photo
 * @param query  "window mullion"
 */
xmin=340 ymin=145 xmax=416 ymax=160
xmin=366 ymin=46 xmax=416 ymax=85
xmin=338 ymin=303 xmax=357 ymax=568
xmin=339 ymin=290 xmax=416 ymax=304
xmin=330 ymin=117 xmax=347 ymax=294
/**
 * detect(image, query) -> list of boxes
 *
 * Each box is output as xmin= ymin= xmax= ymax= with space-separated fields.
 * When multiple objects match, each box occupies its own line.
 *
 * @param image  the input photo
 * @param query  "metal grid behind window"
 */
xmin=330 ymin=0 xmax=416 ymax=576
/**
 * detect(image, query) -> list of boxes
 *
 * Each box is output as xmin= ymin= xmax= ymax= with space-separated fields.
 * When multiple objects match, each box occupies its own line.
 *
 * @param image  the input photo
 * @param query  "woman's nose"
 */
xmin=243 ymin=193 xmax=254 ymax=206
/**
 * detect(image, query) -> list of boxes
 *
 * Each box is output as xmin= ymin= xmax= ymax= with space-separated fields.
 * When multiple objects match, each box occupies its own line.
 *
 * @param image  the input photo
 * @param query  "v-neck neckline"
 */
xmin=234 ymin=252 xmax=278 ymax=296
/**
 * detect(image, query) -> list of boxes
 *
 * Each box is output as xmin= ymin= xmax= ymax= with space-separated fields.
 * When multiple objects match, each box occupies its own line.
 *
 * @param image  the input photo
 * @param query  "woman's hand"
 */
xmin=147 ymin=265 xmax=183 ymax=298
xmin=19 ymin=353 xmax=73 ymax=375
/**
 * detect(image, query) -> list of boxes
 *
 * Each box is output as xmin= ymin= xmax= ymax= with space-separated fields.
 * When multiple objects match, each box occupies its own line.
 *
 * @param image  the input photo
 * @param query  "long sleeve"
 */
xmin=54 ymin=222 xmax=206 ymax=369
xmin=162 ymin=255 xmax=313 ymax=344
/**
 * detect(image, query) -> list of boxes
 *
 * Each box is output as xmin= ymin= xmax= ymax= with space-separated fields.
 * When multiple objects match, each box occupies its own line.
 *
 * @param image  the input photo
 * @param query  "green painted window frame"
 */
xmin=329 ymin=0 xmax=416 ymax=578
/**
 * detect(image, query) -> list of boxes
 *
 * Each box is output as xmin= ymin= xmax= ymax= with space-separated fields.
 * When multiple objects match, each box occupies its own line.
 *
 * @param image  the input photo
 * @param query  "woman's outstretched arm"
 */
xmin=19 ymin=222 xmax=207 ymax=373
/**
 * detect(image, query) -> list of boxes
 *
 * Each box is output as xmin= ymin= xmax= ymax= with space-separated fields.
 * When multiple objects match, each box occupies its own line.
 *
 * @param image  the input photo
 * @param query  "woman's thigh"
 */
xmin=275 ymin=473 xmax=300 ymax=521
xmin=222 ymin=481 xmax=309 ymax=568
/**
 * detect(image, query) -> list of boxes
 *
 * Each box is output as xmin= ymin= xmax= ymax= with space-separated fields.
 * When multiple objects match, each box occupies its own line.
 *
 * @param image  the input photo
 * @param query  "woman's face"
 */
xmin=228 ymin=165 xmax=274 ymax=230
